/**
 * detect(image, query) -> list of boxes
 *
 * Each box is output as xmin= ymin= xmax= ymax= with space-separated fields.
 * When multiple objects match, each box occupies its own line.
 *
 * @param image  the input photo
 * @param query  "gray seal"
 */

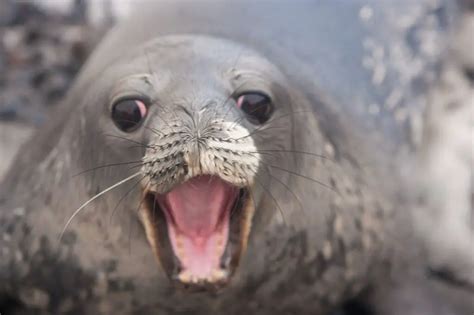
xmin=0 ymin=1 xmax=471 ymax=314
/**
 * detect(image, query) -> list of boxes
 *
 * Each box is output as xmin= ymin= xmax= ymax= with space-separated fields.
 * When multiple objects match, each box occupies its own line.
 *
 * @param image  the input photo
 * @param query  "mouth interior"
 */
xmin=147 ymin=175 xmax=246 ymax=285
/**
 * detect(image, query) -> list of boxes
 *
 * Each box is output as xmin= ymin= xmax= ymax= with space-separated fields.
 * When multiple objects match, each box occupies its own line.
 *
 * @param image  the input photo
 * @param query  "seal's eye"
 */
xmin=236 ymin=92 xmax=273 ymax=125
xmin=111 ymin=99 xmax=148 ymax=132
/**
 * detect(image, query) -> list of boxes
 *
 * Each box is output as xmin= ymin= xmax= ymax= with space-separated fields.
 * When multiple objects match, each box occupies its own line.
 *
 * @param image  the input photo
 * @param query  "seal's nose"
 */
xmin=142 ymin=94 xmax=259 ymax=193
xmin=174 ymin=99 xmax=229 ymax=177
xmin=174 ymin=104 xmax=206 ymax=175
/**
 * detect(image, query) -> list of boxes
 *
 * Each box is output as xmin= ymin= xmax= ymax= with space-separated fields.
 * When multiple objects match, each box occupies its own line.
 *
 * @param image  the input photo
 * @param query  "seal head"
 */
xmin=89 ymin=35 xmax=293 ymax=290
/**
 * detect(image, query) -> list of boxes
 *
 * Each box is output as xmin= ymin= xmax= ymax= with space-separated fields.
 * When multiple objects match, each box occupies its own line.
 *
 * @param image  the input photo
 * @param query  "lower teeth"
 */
xmin=177 ymin=269 xmax=228 ymax=284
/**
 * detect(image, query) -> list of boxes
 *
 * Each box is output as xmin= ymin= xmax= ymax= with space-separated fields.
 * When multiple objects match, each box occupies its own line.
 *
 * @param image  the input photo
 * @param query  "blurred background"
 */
xmin=0 ymin=0 xmax=472 ymax=296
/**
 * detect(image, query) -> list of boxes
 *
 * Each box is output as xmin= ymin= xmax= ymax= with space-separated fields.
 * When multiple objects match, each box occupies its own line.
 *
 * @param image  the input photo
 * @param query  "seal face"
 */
xmin=94 ymin=35 xmax=291 ymax=290
xmin=140 ymin=115 xmax=261 ymax=288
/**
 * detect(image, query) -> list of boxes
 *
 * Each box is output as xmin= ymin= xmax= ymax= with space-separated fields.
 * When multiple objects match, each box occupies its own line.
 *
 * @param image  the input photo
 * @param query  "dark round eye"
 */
xmin=111 ymin=99 xmax=148 ymax=132
xmin=236 ymin=92 xmax=273 ymax=125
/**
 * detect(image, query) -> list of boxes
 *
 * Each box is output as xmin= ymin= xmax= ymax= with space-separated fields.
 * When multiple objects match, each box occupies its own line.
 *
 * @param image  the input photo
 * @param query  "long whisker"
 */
xmin=229 ymin=103 xmax=268 ymax=129
xmin=255 ymin=149 xmax=333 ymax=162
xmin=253 ymin=174 xmax=287 ymax=225
xmin=231 ymin=93 xmax=288 ymax=128
xmin=233 ymin=109 xmax=318 ymax=140
xmin=73 ymin=160 xmax=144 ymax=177
xmin=234 ymin=125 xmax=287 ymax=141
xmin=104 ymin=134 xmax=152 ymax=148
xmin=261 ymin=166 xmax=306 ymax=216
xmin=245 ymin=149 xmax=332 ymax=166
xmin=246 ymin=151 xmax=334 ymax=196
xmin=109 ymin=175 xmax=147 ymax=225
xmin=126 ymin=163 xmax=146 ymax=172
xmin=151 ymin=106 xmax=180 ymax=132
xmin=245 ymin=165 xmax=305 ymax=219
xmin=114 ymin=116 xmax=167 ymax=137
xmin=263 ymin=162 xmax=337 ymax=194
xmin=58 ymin=172 xmax=142 ymax=242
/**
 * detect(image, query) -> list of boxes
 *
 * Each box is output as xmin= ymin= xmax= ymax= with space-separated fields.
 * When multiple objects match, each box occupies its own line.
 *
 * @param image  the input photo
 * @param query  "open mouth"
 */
xmin=141 ymin=175 xmax=253 ymax=291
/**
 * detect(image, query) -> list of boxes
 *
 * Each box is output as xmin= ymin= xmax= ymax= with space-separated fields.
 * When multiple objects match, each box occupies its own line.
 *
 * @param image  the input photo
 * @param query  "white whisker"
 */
xmin=59 ymin=172 xmax=142 ymax=242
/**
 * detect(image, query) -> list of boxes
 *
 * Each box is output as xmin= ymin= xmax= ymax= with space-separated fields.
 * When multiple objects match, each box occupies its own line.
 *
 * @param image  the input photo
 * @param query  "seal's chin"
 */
xmin=142 ymin=175 xmax=253 ymax=291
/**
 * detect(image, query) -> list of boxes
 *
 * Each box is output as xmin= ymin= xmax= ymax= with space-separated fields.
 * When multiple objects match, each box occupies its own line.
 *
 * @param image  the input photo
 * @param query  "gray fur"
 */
xmin=0 ymin=1 xmax=471 ymax=314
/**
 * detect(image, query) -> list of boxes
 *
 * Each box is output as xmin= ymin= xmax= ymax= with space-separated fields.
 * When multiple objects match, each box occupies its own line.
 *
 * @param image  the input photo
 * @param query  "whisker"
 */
xmin=109 ymin=175 xmax=147 ymax=225
xmin=261 ymin=166 xmax=306 ymax=217
xmin=245 ymin=165 xmax=305 ymax=219
xmin=233 ymin=125 xmax=287 ymax=141
xmin=149 ymin=126 xmax=166 ymax=137
xmin=104 ymin=118 xmax=166 ymax=138
xmin=114 ymin=116 xmax=167 ymax=137
xmin=229 ymin=103 xmax=268 ymax=129
xmin=126 ymin=163 xmax=145 ymax=172
xmin=150 ymin=106 xmax=180 ymax=133
xmin=256 ymin=149 xmax=332 ymax=162
xmin=58 ymin=172 xmax=142 ymax=242
xmin=225 ymin=75 xmax=279 ymax=125
xmin=104 ymin=134 xmax=151 ymax=148
xmin=252 ymin=174 xmax=287 ymax=225
xmin=72 ymin=160 xmax=144 ymax=177
xmin=233 ymin=109 xmax=317 ymax=139
xmin=247 ymin=150 xmax=279 ymax=163
xmin=263 ymin=162 xmax=337 ymax=194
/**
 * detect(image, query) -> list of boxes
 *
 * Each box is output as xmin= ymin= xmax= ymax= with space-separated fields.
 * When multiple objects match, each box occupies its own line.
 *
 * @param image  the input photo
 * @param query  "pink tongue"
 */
xmin=160 ymin=175 xmax=237 ymax=239
xmin=157 ymin=176 xmax=238 ymax=279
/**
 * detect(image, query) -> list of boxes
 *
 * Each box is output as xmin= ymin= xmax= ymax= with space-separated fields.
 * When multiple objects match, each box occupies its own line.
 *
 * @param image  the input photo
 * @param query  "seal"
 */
xmin=0 ymin=1 xmax=471 ymax=314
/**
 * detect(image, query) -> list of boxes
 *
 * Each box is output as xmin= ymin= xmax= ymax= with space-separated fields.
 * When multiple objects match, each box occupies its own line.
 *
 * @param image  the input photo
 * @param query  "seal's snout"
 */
xmin=139 ymin=118 xmax=259 ymax=289
xmin=141 ymin=118 xmax=260 ymax=193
